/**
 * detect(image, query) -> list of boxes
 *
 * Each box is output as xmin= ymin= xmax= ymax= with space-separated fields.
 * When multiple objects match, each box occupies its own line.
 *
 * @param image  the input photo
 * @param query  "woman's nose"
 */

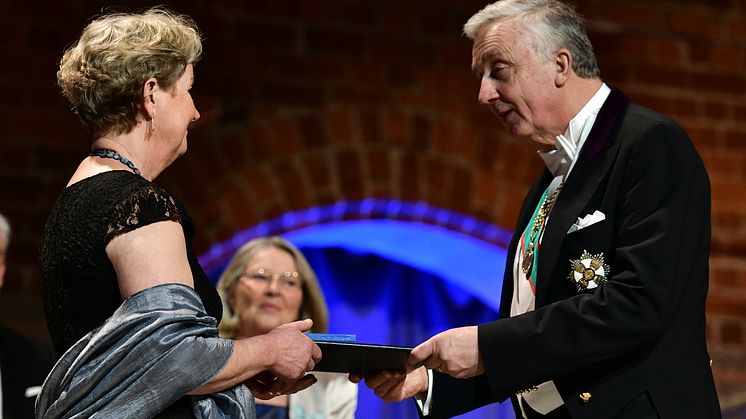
xmin=265 ymin=276 xmax=281 ymax=294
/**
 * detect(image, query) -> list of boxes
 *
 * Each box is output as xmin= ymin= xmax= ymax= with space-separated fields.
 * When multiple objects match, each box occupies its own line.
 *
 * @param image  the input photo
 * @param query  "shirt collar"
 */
xmin=538 ymin=83 xmax=611 ymax=177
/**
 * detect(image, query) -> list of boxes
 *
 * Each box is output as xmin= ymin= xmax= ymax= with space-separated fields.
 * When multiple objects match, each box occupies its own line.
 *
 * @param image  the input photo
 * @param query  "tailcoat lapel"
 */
xmin=534 ymin=88 xmax=631 ymax=306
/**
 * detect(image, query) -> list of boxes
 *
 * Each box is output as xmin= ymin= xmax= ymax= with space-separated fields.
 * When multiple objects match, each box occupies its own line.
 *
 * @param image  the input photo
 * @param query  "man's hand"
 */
xmin=350 ymin=366 xmax=429 ymax=402
xmin=411 ymin=326 xmax=484 ymax=379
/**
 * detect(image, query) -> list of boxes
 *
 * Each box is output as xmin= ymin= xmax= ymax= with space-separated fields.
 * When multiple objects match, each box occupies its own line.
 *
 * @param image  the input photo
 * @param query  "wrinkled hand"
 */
xmin=246 ymin=370 xmax=317 ymax=400
xmin=265 ymin=319 xmax=322 ymax=380
xmin=411 ymin=326 xmax=484 ymax=379
xmin=349 ymin=366 xmax=429 ymax=403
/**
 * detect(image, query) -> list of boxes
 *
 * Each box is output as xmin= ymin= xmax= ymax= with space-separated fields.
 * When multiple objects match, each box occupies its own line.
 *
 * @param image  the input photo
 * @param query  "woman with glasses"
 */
xmin=217 ymin=237 xmax=358 ymax=419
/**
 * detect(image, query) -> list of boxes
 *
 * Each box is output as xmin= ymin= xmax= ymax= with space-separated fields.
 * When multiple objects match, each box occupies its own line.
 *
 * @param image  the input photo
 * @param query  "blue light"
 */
xmin=199 ymin=199 xmax=512 ymax=275
xmin=283 ymin=219 xmax=506 ymax=311
xmin=198 ymin=199 xmax=515 ymax=419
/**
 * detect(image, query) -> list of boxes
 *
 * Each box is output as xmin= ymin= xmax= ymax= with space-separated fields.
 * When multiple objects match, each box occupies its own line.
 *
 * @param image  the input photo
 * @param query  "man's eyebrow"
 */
xmin=472 ymin=50 xmax=500 ymax=74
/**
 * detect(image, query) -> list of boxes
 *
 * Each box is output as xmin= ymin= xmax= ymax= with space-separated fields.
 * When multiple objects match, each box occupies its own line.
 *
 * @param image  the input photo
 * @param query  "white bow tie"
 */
xmin=537 ymin=134 xmax=576 ymax=177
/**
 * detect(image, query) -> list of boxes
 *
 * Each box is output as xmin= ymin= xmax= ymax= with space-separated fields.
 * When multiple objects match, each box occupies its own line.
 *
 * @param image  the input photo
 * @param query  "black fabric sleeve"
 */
xmin=420 ymin=372 xmax=498 ymax=418
xmin=104 ymin=183 xmax=183 ymax=244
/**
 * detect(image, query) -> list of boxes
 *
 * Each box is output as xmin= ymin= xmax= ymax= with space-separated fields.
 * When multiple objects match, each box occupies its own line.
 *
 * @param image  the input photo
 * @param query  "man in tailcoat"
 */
xmin=353 ymin=1 xmax=721 ymax=418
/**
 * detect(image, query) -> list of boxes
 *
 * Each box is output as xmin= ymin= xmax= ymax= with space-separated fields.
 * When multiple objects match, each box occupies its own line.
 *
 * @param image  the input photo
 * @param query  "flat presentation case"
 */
xmin=312 ymin=341 xmax=417 ymax=374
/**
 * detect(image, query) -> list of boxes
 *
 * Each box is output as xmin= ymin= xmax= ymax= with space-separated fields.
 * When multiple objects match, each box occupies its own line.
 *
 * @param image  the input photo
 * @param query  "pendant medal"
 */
xmin=522 ymin=248 xmax=534 ymax=273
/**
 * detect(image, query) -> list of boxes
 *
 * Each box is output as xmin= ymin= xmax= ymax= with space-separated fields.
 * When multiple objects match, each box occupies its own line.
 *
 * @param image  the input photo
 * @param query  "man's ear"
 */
xmin=554 ymin=49 xmax=572 ymax=87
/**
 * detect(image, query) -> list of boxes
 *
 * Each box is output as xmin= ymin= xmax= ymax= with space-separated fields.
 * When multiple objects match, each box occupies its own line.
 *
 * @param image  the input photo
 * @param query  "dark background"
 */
xmin=1 ymin=0 xmax=745 ymax=414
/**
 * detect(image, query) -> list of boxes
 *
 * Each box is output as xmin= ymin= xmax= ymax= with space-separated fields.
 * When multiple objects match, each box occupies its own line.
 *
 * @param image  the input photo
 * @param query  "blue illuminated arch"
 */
xmin=199 ymin=199 xmax=515 ymax=419
xmin=200 ymin=198 xmax=512 ymax=283
xmin=284 ymin=219 xmax=506 ymax=311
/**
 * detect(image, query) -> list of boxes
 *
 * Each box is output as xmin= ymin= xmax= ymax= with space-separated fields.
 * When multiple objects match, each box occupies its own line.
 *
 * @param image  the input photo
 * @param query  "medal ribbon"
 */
xmin=520 ymin=182 xmax=563 ymax=293
xmin=521 ymin=188 xmax=548 ymax=293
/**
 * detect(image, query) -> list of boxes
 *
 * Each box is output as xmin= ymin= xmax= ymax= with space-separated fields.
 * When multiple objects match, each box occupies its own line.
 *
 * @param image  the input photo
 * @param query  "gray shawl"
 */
xmin=35 ymin=284 xmax=256 ymax=419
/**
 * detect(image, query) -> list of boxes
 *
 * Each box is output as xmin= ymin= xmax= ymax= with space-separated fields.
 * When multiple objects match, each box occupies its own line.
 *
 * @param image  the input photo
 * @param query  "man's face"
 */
xmin=471 ymin=19 xmax=561 ymax=145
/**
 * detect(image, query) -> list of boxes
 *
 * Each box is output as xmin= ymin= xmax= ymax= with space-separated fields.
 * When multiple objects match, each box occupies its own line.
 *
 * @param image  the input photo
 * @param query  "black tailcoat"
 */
xmin=427 ymin=88 xmax=721 ymax=419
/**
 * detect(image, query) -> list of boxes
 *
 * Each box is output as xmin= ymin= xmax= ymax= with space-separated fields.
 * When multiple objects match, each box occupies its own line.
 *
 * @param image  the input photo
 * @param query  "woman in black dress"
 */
xmin=37 ymin=8 xmax=320 ymax=418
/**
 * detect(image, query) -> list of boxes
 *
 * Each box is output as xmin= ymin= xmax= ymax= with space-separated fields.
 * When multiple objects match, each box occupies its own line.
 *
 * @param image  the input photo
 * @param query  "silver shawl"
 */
xmin=36 ymin=283 xmax=255 ymax=419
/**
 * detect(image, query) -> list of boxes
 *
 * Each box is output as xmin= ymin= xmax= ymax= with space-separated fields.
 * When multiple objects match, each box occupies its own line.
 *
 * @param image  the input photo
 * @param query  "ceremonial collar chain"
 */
xmin=89 ymin=149 xmax=142 ymax=177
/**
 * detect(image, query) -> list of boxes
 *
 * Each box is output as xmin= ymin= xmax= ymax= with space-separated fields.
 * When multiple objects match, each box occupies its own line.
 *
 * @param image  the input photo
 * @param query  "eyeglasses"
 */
xmin=238 ymin=268 xmax=303 ymax=291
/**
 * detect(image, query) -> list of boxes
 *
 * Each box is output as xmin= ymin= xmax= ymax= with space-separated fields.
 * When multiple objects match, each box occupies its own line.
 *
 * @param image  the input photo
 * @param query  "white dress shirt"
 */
xmin=512 ymin=83 xmax=611 ymax=417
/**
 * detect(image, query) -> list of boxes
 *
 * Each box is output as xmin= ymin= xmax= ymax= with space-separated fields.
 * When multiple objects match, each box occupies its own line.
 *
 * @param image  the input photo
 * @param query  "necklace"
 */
xmin=89 ymin=149 xmax=142 ymax=177
xmin=521 ymin=181 xmax=564 ymax=274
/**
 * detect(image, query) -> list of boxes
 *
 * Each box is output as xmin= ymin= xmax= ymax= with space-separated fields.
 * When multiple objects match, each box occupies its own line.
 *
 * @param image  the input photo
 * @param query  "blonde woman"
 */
xmin=218 ymin=237 xmax=357 ymax=419
xmin=38 ymin=9 xmax=319 ymax=418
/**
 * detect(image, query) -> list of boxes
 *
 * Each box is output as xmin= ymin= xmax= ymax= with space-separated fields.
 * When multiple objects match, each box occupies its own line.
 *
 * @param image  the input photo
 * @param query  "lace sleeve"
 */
xmin=105 ymin=184 xmax=183 ymax=244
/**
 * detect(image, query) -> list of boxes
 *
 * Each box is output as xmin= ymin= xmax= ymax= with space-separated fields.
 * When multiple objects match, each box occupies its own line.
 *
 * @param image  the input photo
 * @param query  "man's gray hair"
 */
xmin=463 ymin=0 xmax=600 ymax=78
xmin=0 ymin=212 xmax=10 ymax=248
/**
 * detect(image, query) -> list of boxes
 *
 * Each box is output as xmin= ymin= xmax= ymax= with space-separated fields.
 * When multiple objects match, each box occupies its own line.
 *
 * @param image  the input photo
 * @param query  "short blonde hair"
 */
xmin=57 ymin=7 xmax=202 ymax=136
xmin=216 ymin=237 xmax=329 ymax=338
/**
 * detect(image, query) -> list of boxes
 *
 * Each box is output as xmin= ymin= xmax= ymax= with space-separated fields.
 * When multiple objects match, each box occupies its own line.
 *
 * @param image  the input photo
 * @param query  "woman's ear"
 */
xmin=226 ymin=287 xmax=236 ymax=313
xmin=141 ymin=77 xmax=159 ymax=119
xmin=554 ymin=49 xmax=572 ymax=87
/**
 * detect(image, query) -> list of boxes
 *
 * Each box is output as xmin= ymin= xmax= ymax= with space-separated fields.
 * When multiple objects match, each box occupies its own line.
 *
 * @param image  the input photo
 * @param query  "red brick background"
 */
xmin=1 ymin=0 xmax=745 ymax=412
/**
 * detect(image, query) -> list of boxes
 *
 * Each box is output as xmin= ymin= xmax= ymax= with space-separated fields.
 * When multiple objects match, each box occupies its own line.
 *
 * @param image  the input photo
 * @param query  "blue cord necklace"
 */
xmin=89 ymin=149 xmax=142 ymax=177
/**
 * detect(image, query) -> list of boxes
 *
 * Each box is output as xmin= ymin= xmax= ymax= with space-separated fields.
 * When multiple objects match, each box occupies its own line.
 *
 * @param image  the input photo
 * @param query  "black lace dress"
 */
xmin=39 ymin=170 xmax=223 ymax=418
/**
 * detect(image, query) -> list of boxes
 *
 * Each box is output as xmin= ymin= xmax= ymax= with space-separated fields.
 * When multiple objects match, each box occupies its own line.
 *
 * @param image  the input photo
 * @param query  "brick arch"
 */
xmin=160 ymin=106 xmax=543 ymax=251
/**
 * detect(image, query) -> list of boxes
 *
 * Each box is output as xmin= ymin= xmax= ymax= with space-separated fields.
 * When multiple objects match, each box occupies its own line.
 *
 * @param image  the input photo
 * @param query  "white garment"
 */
xmin=289 ymin=372 xmax=357 ymax=418
xmin=414 ymin=369 xmax=434 ymax=415
xmin=511 ymin=84 xmax=611 ymax=416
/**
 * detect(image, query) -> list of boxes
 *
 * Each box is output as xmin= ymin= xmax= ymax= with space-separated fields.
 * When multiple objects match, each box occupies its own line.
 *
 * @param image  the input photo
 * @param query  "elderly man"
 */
xmin=353 ymin=1 xmax=721 ymax=418
xmin=0 ymin=213 xmax=54 ymax=419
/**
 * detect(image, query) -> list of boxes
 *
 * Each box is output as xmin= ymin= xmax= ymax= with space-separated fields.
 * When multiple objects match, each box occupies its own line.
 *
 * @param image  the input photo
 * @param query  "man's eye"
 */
xmin=490 ymin=67 xmax=506 ymax=79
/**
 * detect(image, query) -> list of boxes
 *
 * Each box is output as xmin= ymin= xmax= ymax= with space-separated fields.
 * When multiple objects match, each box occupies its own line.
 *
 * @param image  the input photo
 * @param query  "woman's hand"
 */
xmin=246 ymin=319 xmax=322 ymax=399
xmin=245 ymin=370 xmax=317 ymax=400
xmin=188 ymin=319 xmax=321 ymax=395
xmin=264 ymin=319 xmax=322 ymax=380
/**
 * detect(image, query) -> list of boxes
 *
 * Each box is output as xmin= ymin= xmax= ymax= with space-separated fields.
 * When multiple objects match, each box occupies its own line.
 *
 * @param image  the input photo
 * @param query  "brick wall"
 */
xmin=1 ymin=0 xmax=744 ymax=409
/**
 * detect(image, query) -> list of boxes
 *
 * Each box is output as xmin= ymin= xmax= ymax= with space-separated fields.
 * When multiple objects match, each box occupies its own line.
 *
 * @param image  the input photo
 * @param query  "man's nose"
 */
xmin=478 ymin=78 xmax=499 ymax=105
